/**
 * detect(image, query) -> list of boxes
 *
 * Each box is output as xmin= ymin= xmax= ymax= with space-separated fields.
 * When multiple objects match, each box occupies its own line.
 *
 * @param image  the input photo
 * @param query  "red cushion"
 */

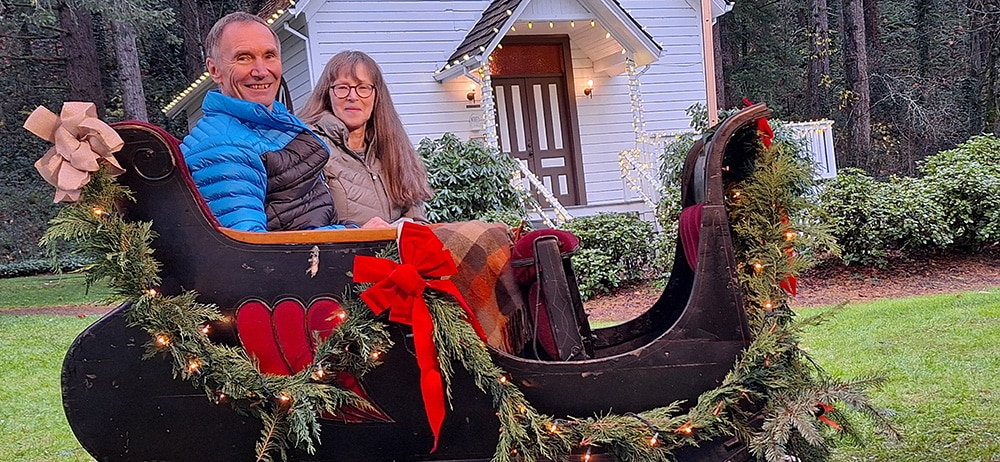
xmin=511 ymin=229 xmax=580 ymax=285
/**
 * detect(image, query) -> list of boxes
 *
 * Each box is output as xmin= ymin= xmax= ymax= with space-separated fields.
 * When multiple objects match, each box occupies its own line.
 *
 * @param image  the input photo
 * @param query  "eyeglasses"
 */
xmin=331 ymin=84 xmax=375 ymax=99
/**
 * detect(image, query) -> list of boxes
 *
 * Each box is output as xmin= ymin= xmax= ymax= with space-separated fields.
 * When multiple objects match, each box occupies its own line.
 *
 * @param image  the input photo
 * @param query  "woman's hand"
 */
xmin=361 ymin=216 xmax=393 ymax=229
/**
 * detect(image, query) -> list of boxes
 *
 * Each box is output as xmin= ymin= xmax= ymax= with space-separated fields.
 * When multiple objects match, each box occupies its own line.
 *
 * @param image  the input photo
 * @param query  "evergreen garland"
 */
xmin=44 ymin=125 xmax=898 ymax=462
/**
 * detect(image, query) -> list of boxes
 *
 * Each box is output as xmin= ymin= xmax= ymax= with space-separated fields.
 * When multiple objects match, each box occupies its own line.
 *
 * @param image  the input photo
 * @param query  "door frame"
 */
xmin=494 ymin=35 xmax=588 ymax=206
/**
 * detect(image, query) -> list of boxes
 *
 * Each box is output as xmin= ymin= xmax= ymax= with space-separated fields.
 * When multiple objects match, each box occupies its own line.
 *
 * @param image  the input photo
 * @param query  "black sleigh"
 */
xmin=61 ymin=104 xmax=773 ymax=461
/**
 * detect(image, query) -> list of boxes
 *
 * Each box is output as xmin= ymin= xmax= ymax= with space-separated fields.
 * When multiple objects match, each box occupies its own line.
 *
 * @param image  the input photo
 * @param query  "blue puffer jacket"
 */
xmin=181 ymin=90 xmax=346 ymax=232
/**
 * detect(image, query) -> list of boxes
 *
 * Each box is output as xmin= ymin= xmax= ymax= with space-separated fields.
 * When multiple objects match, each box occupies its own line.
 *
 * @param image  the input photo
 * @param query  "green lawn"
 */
xmin=798 ymin=289 xmax=1000 ymax=461
xmin=1 ymin=277 xmax=998 ymax=461
xmin=0 ymin=315 xmax=97 ymax=461
xmin=0 ymin=274 xmax=113 ymax=310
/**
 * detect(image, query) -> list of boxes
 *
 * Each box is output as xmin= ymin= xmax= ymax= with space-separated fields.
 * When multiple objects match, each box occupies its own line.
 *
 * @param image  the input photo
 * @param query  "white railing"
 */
xmin=514 ymin=162 xmax=573 ymax=227
xmin=782 ymin=119 xmax=837 ymax=179
xmin=619 ymin=131 xmax=693 ymax=208
xmin=619 ymin=120 xmax=838 ymax=209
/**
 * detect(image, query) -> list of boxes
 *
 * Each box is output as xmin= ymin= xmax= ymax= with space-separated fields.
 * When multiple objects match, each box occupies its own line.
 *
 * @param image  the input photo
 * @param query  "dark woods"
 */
xmin=719 ymin=0 xmax=1000 ymax=177
xmin=2 ymin=0 xmax=999 ymax=262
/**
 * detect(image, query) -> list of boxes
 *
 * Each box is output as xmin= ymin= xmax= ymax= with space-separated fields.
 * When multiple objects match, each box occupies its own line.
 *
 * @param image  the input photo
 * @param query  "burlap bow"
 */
xmin=23 ymin=102 xmax=125 ymax=203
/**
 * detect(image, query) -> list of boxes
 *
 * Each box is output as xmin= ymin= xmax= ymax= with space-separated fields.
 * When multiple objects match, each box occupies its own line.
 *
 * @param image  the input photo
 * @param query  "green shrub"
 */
xmin=819 ymin=168 xmax=951 ymax=266
xmin=561 ymin=212 xmax=654 ymax=299
xmin=418 ymin=133 xmax=527 ymax=223
xmin=570 ymin=248 xmax=622 ymax=301
xmin=918 ymin=134 xmax=1000 ymax=248
xmin=651 ymin=134 xmax=693 ymax=280
xmin=0 ymin=255 xmax=95 ymax=278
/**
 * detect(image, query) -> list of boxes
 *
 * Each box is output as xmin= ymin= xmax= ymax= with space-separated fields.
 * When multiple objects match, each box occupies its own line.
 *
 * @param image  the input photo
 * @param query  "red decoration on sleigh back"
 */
xmin=235 ymin=298 xmax=390 ymax=422
xmin=742 ymin=98 xmax=774 ymax=148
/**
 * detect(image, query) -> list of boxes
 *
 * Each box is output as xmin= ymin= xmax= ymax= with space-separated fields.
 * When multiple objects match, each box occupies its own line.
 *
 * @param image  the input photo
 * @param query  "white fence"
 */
xmin=619 ymin=119 xmax=838 ymax=209
xmin=783 ymin=119 xmax=837 ymax=179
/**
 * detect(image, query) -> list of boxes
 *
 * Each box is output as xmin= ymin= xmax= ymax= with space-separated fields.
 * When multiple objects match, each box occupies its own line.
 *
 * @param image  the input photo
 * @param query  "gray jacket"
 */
xmin=310 ymin=113 xmax=427 ymax=225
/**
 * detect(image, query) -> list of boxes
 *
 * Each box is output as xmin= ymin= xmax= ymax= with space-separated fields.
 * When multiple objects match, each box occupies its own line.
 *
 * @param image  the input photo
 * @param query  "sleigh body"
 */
xmin=62 ymin=105 xmax=772 ymax=461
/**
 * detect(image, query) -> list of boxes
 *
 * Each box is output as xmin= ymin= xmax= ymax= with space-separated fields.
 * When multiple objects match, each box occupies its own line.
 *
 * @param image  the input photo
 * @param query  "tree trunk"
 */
xmin=59 ymin=4 xmax=106 ymax=118
xmin=717 ymin=14 xmax=737 ymax=110
xmin=179 ymin=0 xmax=207 ymax=80
xmin=965 ymin=1 xmax=986 ymax=136
xmin=111 ymin=19 xmax=148 ymax=121
xmin=982 ymin=1 xmax=1000 ymax=133
xmin=863 ymin=0 xmax=880 ymax=71
xmin=713 ymin=21 xmax=727 ymax=110
xmin=806 ymin=0 xmax=831 ymax=119
xmin=842 ymin=0 xmax=873 ymax=171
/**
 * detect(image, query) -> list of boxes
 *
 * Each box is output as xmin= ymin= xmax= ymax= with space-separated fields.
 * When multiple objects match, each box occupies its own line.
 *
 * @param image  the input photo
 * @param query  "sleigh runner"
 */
xmin=58 ymin=104 xmax=775 ymax=461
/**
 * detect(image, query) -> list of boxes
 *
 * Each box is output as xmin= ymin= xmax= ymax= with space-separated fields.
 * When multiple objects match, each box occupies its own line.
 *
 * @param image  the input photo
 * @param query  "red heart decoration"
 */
xmin=236 ymin=298 xmax=345 ymax=374
xmin=235 ymin=298 xmax=391 ymax=422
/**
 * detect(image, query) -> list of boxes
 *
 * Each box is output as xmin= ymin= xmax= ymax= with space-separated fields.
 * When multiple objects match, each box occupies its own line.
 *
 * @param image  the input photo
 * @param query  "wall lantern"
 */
xmin=583 ymin=79 xmax=594 ymax=98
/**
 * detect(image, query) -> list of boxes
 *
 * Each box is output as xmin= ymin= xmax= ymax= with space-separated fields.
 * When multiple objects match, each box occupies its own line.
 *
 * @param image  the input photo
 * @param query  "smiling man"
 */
xmin=181 ymin=12 xmax=349 ymax=232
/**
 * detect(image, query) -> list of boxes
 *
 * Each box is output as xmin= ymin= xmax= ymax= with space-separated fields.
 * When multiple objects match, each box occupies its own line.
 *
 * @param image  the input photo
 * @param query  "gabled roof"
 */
xmin=433 ymin=0 xmax=662 ymax=82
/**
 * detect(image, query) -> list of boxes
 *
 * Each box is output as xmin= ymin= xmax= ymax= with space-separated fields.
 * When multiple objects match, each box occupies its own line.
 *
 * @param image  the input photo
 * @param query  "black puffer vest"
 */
xmin=262 ymin=132 xmax=341 ymax=230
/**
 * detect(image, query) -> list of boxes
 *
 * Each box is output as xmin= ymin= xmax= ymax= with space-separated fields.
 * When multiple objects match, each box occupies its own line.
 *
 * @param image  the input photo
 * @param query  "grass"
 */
xmin=0 ymin=315 xmax=97 ymax=461
xmin=1 ymin=275 xmax=998 ymax=461
xmin=798 ymin=289 xmax=1000 ymax=461
xmin=0 ymin=274 xmax=113 ymax=310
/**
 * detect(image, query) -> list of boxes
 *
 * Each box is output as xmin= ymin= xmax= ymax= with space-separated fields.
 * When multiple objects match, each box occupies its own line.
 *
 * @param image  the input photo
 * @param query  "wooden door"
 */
xmin=493 ymin=76 xmax=581 ymax=206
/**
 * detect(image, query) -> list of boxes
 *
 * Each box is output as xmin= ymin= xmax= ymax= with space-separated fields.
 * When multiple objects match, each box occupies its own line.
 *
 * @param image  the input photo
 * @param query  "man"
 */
xmin=181 ymin=12 xmax=347 ymax=231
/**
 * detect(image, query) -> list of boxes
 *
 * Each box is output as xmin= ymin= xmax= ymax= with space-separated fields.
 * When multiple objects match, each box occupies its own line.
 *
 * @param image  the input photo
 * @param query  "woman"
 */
xmin=299 ymin=51 xmax=433 ymax=226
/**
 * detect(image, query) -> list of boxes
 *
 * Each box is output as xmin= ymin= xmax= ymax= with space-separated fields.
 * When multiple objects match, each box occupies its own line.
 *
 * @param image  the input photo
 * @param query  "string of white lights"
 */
xmin=480 ymin=64 xmax=570 ymax=227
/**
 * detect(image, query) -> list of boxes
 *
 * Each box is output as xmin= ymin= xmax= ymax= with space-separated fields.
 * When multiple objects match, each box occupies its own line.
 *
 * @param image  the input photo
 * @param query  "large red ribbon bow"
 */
xmin=352 ymin=221 xmax=487 ymax=452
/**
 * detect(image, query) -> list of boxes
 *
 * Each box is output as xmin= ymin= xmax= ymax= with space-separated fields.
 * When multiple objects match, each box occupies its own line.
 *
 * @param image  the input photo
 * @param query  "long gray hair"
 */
xmin=299 ymin=51 xmax=432 ymax=207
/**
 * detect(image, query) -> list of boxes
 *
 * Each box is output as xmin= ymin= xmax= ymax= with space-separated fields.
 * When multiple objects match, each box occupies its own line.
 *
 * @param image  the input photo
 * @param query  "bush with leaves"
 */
xmin=561 ymin=212 xmax=653 ymax=299
xmin=918 ymin=134 xmax=1000 ymax=249
xmin=0 ymin=255 xmax=96 ymax=278
xmin=568 ymin=247 xmax=621 ymax=301
xmin=820 ymin=168 xmax=955 ymax=266
xmin=418 ymin=133 xmax=527 ymax=223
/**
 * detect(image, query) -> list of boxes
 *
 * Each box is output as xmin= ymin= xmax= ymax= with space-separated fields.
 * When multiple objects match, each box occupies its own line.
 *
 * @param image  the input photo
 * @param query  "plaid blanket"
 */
xmin=431 ymin=221 xmax=528 ymax=354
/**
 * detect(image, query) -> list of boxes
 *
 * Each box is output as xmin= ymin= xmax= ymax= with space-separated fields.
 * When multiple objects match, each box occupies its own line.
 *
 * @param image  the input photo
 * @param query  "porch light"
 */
xmin=583 ymin=79 xmax=594 ymax=98
xmin=467 ymin=83 xmax=478 ymax=102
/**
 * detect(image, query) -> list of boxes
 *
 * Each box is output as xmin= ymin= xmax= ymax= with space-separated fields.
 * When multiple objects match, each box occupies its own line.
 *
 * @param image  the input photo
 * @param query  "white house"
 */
xmin=164 ymin=0 xmax=735 ymax=223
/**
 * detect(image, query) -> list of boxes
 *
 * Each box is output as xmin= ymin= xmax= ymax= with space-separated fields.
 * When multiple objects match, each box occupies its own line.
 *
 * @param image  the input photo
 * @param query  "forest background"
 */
xmin=2 ymin=0 xmax=999 ymax=264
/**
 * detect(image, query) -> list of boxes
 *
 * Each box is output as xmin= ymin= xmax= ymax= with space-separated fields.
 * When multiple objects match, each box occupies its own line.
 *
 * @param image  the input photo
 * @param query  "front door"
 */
xmin=491 ymin=40 xmax=583 ymax=206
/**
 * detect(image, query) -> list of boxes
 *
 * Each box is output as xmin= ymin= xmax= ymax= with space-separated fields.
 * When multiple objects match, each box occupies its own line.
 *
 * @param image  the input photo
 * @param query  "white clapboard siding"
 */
xmin=565 ymin=0 xmax=708 ymax=206
xmin=308 ymin=0 xmax=493 ymax=146
xmin=292 ymin=0 xmax=712 ymax=211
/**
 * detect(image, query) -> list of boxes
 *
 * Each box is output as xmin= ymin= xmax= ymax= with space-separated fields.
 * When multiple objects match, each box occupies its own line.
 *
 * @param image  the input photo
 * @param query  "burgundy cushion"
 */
xmin=511 ymin=229 xmax=580 ymax=285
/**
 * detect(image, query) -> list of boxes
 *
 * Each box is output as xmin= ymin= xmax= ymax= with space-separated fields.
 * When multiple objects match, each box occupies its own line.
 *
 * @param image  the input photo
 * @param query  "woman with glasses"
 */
xmin=299 ymin=51 xmax=433 ymax=227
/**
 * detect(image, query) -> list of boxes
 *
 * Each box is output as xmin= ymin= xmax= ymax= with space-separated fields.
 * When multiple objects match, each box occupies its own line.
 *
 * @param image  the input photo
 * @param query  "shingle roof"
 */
xmin=444 ymin=0 xmax=524 ymax=67
xmin=435 ymin=0 xmax=661 ymax=80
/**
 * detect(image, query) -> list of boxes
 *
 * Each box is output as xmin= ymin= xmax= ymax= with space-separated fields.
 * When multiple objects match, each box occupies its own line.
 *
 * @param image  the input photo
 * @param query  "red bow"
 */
xmin=352 ymin=222 xmax=487 ymax=452
xmin=742 ymin=98 xmax=774 ymax=148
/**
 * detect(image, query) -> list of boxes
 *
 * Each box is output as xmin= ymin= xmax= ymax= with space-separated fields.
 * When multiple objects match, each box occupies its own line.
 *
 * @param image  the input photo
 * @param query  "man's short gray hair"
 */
xmin=204 ymin=12 xmax=280 ymax=62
